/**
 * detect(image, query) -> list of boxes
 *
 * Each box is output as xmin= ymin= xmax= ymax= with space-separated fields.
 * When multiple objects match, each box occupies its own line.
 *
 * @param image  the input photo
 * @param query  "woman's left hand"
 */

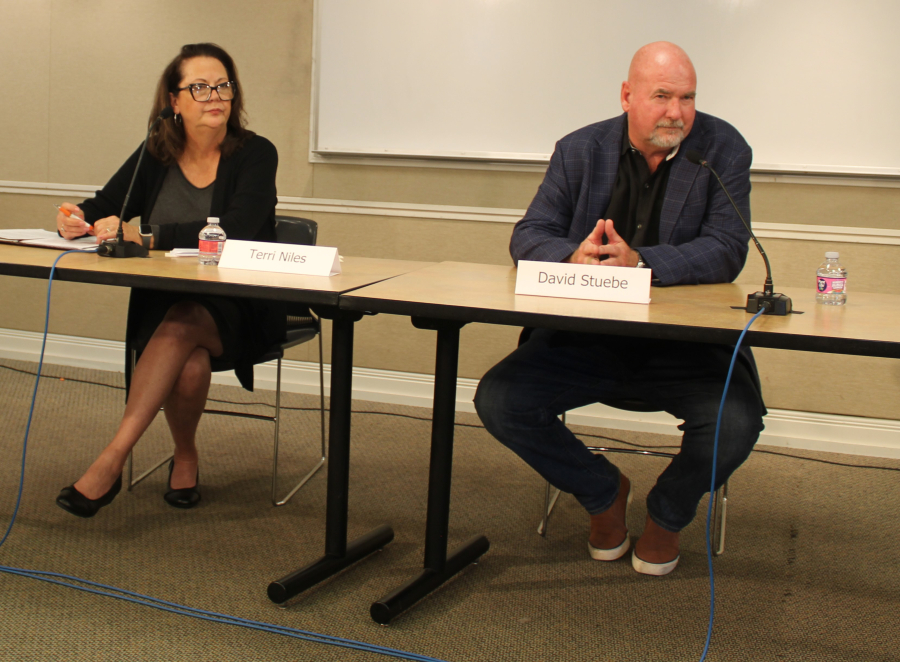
xmin=92 ymin=216 xmax=142 ymax=246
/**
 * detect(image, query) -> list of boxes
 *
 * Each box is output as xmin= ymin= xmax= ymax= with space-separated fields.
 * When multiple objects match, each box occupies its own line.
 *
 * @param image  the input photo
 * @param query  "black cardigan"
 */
xmin=81 ymin=134 xmax=285 ymax=392
xmin=80 ymin=134 xmax=278 ymax=250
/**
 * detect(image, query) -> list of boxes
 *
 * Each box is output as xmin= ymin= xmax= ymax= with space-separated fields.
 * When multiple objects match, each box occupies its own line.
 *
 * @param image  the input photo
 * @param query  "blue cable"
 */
xmin=698 ymin=307 xmax=766 ymax=662
xmin=0 ymin=248 xmax=448 ymax=662
xmin=0 ymin=249 xmax=91 ymax=548
xmin=0 ymin=565 xmax=445 ymax=660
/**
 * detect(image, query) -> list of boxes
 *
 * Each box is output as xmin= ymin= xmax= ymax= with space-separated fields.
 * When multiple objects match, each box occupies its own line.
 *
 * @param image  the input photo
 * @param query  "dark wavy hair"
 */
xmin=146 ymin=43 xmax=254 ymax=165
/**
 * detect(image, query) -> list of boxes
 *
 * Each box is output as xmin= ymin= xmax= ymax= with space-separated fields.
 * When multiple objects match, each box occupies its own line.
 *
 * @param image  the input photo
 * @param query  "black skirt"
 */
xmin=125 ymin=288 xmax=287 ymax=392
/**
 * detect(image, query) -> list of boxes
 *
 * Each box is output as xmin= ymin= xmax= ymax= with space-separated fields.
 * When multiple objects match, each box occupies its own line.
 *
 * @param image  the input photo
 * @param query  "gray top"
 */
xmin=146 ymin=165 xmax=214 ymax=245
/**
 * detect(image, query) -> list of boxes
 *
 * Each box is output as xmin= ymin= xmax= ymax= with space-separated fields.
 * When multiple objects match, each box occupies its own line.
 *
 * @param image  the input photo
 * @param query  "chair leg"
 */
xmin=125 ymin=348 xmax=172 ymax=491
xmin=537 ymin=412 xmax=565 ymax=536
xmin=126 ymin=451 xmax=174 ymax=491
xmin=270 ymin=346 xmax=328 ymax=506
xmin=317 ymin=330 xmax=327 ymax=461
xmin=712 ymin=481 xmax=728 ymax=556
xmin=537 ymin=482 xmax=562 ymax=536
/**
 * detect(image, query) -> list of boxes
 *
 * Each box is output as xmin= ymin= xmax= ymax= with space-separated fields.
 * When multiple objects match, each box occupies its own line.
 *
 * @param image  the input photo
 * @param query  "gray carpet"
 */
xmin=0 ymin=359 xmax=898 ymax=662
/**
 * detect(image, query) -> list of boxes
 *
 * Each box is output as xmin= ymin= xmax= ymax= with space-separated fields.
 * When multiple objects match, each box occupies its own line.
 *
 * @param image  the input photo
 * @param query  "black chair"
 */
xmin=126 ymin=216 xmax=327 ymax=506
xmin=516 ymin=328 xmax=729 ymax=555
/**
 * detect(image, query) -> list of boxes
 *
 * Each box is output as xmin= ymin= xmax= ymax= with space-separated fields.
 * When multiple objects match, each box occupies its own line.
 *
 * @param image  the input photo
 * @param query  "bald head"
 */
xmin=628 ymin=42 xmax=696 ymax=86
xmin=621 ymin=42 xmax=697 ymax=159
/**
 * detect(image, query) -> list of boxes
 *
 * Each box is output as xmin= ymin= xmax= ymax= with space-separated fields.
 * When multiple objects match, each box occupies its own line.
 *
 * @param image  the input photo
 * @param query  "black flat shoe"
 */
xmin=164 ymin=459 xmax=200 ymax=509
xmin=56 ymin=474 xmax=123 ymax=518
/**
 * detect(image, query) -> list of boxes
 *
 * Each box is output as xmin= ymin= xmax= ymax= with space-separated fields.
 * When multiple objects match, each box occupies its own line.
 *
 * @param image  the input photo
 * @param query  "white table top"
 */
xmin=0 ymin=244 xmax=434 ymax=306
xmin=342 ymin=261 xmax=900 ymax=358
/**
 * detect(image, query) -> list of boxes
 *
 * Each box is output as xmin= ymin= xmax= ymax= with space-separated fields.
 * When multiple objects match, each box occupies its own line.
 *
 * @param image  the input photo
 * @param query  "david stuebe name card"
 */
xmin=515 ymin=260 xmax=651 ymax=304
xmin=217 ymin=240 xmax=341 ymax=276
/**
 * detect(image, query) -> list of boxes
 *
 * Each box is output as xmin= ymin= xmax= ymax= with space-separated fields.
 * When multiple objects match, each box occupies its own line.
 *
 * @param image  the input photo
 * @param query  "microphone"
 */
xmin=686 ymin=149 xmax=792 ymax=315
xmin=97 ymin=106 xmax=175 ymax=258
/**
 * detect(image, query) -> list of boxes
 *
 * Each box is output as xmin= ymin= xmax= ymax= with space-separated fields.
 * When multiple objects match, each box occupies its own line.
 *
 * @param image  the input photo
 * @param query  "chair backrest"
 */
xmin=274 ymin=215 xmax=317 ymax=246
xmin=272 ymin=216 xmax=320 ymax=318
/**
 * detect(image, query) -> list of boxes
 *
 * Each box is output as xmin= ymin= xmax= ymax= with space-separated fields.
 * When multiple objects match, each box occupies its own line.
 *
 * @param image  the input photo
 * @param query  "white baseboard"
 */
xmin=1 ymin=328 xmax=898 ymax=460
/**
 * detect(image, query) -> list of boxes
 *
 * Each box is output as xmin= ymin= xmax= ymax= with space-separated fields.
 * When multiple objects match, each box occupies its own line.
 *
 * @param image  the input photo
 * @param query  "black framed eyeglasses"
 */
xmin=175 ymin=81 xmax=236 ymax=102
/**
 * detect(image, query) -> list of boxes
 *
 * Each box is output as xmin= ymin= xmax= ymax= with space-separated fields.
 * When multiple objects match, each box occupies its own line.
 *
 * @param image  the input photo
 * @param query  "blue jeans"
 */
xmin=474 ymin=329 xmax=765 ymax=532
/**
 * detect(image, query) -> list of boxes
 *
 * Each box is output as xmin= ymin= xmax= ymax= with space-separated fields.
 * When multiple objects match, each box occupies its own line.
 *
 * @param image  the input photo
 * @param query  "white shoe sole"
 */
xmin=631 ymin=550 xmax=680 ymax=576
xmin=588 ymin=485 xmax=633 ymax=561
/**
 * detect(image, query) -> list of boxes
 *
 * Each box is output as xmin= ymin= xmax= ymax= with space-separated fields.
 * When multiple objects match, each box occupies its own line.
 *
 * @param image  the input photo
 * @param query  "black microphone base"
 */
xmin=97 ymin=240 xmax=148 ymax=259
xmin=746 ymin=292 xmax=792 ymax=315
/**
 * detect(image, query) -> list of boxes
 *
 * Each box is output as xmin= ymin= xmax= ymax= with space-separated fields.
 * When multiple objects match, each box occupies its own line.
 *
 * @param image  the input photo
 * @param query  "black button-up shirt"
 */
xmin=602 ymin=121 xmax=677 ymax=249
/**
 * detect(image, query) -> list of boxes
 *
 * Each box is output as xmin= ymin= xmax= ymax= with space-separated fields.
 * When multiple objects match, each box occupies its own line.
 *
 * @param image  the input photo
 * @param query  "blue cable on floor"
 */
xmin=0 ymin=249 xmax=448 ymax=662
xmin=698 ymin=307 xmax=766 ymax=662
xmin=0 ymin=249 xmax=91 ymax=549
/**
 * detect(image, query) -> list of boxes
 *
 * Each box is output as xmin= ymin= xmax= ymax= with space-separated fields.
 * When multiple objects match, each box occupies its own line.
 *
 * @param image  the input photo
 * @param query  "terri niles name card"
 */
xmin=218 ymin=240 xmax=341 ymax=276
xmin=515 ymin=260 xmax=651 ymax=304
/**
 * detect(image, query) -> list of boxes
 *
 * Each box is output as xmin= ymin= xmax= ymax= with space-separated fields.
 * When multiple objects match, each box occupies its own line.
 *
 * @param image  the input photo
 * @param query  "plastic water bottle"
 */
xmin=816 ymin=252 xmax=847 ymax=305
xmin=198 ymin=217 xmax=226 ymax=266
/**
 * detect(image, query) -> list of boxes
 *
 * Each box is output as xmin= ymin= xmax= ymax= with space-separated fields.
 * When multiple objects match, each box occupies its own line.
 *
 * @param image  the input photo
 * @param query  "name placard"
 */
xmin=217 ymin=240 xmax=341 ymax=276
xmin=515 ymin=260 xmax=651 ymax=304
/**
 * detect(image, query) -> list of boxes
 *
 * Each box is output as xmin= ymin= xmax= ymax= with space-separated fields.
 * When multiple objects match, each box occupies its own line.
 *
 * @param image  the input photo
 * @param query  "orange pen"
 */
xmin=55 ymin=205 xmax=90 ymax=229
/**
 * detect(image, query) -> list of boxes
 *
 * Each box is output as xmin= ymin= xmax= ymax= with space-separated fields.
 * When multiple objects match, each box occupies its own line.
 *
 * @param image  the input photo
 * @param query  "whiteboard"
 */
xmin=313 ymin=0 xmax=900 ymax=176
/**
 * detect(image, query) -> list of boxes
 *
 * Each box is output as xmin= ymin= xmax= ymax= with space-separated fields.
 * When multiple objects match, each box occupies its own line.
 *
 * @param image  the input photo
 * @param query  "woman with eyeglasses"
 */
xmin=54 ymin=43 xmax=287 ymax=517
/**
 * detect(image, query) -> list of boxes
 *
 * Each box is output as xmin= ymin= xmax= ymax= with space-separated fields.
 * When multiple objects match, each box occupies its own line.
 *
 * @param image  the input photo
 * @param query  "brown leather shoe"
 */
xmin=632 ymin=514 xmax=680 ymax=576
xmin=588 ymin=474 xmax=632 ymax=561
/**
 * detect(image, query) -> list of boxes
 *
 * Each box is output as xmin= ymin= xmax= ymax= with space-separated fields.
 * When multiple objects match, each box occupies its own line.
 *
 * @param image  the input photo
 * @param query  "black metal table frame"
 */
xmin=273 ymin=310 xmax=494 ymax=624
xmin=267 ymin=308 xmax=395 ymax=603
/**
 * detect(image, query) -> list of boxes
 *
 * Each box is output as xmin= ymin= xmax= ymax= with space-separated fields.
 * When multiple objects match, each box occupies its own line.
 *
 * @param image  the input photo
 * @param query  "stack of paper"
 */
xmin=165 ymin=249 xmax=199 ymax=257
xmin=0 ymin=229 xmax=98 ymax=251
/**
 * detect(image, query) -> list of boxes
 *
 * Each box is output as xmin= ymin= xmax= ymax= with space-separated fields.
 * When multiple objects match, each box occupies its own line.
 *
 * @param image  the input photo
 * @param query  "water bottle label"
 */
xmin=199 ymin=239 xmax=223 ymax=255
xmin=817 ymin=277 xmax=846 ymax=293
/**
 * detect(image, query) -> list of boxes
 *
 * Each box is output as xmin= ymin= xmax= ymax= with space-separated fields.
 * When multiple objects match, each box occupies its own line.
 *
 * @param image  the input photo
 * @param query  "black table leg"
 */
xmin=268 ymin=309 xmax=394 ymax=605
xmin=369 ymin=318 xmax=490 ymax=624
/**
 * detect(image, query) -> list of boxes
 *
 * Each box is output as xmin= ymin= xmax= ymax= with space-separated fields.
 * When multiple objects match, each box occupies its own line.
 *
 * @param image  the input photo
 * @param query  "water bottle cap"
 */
xmin=207 ymin=217 xmax=220 ymax=224
xmin=825 ymin=251 xmax=839 ymax=259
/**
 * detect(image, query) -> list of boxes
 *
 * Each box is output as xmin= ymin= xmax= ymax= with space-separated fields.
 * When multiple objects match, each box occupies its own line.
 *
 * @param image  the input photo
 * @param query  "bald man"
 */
xmin=474 ymin=43 xmax=765 ymax=576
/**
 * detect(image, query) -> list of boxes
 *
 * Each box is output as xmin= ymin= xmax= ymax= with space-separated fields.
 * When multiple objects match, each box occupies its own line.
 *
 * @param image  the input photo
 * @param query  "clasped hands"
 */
xmin=56 ymin=203 xmax=143 ymax=246
xmin=565 ymin=219 xmax=640 ymax=267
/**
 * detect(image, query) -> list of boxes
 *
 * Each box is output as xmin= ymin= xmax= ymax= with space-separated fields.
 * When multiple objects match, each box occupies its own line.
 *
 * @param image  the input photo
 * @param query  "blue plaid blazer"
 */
xmin=510 ymin=111 xmax=753 ymax=286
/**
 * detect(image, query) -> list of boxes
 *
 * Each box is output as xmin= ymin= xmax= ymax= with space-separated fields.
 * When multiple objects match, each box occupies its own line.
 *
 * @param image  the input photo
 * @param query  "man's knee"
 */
xmin=719 ymin=393 xmax=764 ymax=457
xmin=695 ymin=393 xmax=763 ymax=469
xmin=474 ymin=364 xmax=513 ymax=434
xmin=677 ymin=383 xmax=763 ymax=463
xmin=474 ymin=360 xmax=547 ymax=441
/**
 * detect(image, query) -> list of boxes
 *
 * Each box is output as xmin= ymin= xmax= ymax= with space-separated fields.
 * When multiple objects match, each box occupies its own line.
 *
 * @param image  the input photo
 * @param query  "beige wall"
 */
xmin=1 ymin=0 xmax=898 ymax=421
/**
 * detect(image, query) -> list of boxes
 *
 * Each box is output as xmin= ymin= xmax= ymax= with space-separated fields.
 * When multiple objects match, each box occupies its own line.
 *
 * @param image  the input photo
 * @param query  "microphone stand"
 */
xmin=687 ymin=151 xmax=792 ymax=315
xmin=97 ymin=107 xmax=174 ymax=258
